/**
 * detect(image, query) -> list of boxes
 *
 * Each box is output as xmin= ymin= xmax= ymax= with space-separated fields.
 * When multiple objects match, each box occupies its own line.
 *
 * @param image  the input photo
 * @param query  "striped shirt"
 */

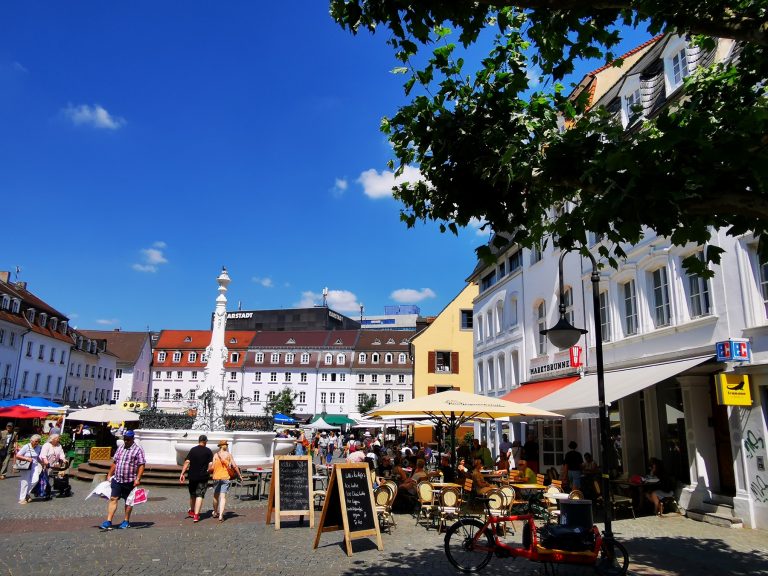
xmin=112 ymin=443 xmax=146 ymax=483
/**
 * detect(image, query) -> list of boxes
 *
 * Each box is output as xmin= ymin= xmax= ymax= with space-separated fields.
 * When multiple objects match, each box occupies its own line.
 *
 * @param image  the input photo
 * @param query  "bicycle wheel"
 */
xmin=444 ymin=517 xmax=495 ymax=572
xmin=594 ymin=537 xmax=629 ymax=576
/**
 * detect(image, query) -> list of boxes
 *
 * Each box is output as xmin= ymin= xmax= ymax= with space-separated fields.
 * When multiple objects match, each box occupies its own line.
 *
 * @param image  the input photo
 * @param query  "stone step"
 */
xmin=687 ymin=508 xmax=744 ymax=529
xmin=72 ymin=460 xmax=186 ymax=486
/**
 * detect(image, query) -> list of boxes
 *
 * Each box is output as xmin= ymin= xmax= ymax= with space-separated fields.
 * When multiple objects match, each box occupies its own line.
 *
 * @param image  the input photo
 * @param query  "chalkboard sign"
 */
xmin=266 ymin=455 xmax=313 ymax=529
xmin=313 ymin=463 xmax=382 ymax=556
xmin=340 ymin=467 xmax=375 ymax=532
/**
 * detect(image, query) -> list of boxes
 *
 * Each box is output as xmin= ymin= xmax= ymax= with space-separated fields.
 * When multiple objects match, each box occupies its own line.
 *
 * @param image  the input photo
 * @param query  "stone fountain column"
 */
xmin=192 ymin=267 xmax=230 ymax=431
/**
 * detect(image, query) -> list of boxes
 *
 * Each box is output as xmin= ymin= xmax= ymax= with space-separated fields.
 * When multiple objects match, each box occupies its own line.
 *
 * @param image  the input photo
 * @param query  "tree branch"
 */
xmin=475 ymin=0 xmax=768 ymax=46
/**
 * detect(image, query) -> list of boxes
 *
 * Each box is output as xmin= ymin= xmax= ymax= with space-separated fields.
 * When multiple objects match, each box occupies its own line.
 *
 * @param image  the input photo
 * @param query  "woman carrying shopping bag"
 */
xmin=211 ymin=440 xmax=241 ymax=522
xmin=15 ymin=434 xmax=43 ymax=504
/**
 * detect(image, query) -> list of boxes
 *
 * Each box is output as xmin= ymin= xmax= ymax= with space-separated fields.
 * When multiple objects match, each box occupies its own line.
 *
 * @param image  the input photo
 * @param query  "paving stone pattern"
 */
xmin=0 ymin=473 xmax=766 ymax=576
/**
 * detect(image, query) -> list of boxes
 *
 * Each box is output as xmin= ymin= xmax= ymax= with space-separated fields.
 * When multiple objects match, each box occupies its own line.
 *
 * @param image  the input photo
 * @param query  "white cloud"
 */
xmin=252 ymin=277 xmax=274 ymax=288
xmin=96 ymin=318 xmax=119 ymax=326
xmin=331 ymin=178 xmax=348 ymax=198
xmin=132 ymin=243 xmax=169 ymax=273
xmin=357 ymin=165 xmax=424 ymax=199
xmin=153 ymin=241 xmax=167 ymax=249
xmin=390 ymin=288 xmax=437 ymax=304
xmin=296 ymin=289 xmax=361 ymax=313
xmin=63 ymin=103 xmax=126 ymax=130
xmin=12 ymin=61 xmax=28 ymax=73
xmin=469 ymin=217 xmax=492 ymax=236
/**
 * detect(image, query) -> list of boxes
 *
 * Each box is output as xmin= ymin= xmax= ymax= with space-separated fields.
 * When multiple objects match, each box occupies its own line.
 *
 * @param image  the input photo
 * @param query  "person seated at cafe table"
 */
xmin=496 ymin=450 xmax=511 ymax=472
xmin=471 ymin=459 xmax=494 ymax=495
xmin=456 ymin=457 xmax=470 ymax=480
xmin=513 ymin=459 xmax=537 ymax=484
xmin=438 ymin=455 xmax=456 ymax=483
xmin=644 ymin=457 xmax=675 ymax=516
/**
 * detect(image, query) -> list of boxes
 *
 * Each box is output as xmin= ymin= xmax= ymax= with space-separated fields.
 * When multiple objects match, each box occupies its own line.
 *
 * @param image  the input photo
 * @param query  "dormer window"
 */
xmin=336 ymin=353 xmax=345 ymax=364
xmin=50 ymin=318 xmax=58 ymax=331
xmin=300 ymin=352 xmax=310 ymax=364
xmin=60 ymin=320 xmax=68 ymax=334
xmin=387 ymin=338 xmax=395 ymax=344
xmin=359 ymin=352 xmax=367 ymax=364
xmin=270 ymin=353 xmax=280 ymax=363
xmin=286 ymin=353 xmax=294 ymax=364
xmin=619 ymin=74 xmax=643 ymax=128
xmin=229 ymin=337 xmax=237 ymax=344
xmin=11 ymin=298 xmax=20 ymax=313
xmin=324 ymin=353 xmax=333 ymax=365
xmin=286 ymin=338 xmax=296 ymax=345
xmin=385 ymin=353 xmax=393 ymax=364
xmin=231 ymin=352 xmax=239 ymax=363
xmin=372 ymin=352 xmax=380 ymax=364
xmin=27 ymin=308 xmax=36 ymax=323
xmin=39 ymin=313 xmax=48 ymax=328
xmin=373 ymin=338 xmax=381 ymax=345
xmin=255 ymin=352 xmax=264 ymax=363
xmin=189 ymin=352 xmax=197 ymax=362
xmin=172 ymin=351 xmax=182 ymax=363
xmin=184 ymin=336 xmax=192 ymax=343
xmin=158 ymin=351 xmax=167 ymax=362
xmin=662 ymin=35 xmax=690 ymax=95
xmin=1 ymin=295 xmax=9 ymax=310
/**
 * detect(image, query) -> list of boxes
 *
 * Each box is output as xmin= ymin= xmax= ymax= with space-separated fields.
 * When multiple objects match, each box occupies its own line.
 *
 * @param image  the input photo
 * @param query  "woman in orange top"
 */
xmin=211 ymin=440 xmax=241 ymax=522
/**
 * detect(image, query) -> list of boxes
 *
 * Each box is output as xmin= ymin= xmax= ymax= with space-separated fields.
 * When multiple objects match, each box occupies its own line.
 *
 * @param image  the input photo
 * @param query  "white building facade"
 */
xmin=470 ymin=33 xmax=768 ymax=529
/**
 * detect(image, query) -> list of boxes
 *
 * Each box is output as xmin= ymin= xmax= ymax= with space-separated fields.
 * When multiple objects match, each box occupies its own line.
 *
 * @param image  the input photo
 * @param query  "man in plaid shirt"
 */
xmin=101 ymin=430 xmax=146 ymax=530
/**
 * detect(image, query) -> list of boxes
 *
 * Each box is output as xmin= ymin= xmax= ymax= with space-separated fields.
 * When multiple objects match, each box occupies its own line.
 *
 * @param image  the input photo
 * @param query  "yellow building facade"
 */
xmin=411 ymin=283 xmax=478 ymax=444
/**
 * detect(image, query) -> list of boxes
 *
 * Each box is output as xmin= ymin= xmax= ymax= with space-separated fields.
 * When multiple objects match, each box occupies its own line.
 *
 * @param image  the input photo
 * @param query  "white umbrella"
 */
xmin=67 ymin=404 xmax=141 ymax=423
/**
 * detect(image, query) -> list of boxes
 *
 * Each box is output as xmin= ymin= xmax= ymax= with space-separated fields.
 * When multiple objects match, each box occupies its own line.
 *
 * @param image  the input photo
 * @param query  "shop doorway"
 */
xmin=710 ymin=382 xmax=736 ymax=495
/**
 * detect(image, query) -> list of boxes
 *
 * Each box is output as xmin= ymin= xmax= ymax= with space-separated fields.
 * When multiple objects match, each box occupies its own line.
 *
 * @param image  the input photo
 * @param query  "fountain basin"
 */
xmin=135 ymin=428 xmax=295 ymax=467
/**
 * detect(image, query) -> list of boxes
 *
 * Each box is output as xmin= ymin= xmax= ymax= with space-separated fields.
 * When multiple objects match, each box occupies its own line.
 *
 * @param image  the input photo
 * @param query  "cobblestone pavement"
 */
xmin=0 ymin=473 xmax=766 ymax=576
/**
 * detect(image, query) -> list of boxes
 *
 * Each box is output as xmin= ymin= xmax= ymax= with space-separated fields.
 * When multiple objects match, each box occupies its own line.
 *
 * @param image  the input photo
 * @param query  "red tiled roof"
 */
xmin=154 ymin=330 xmax=256 ymax=350
xmin=80 ymin=330 xmax=149 ymax=363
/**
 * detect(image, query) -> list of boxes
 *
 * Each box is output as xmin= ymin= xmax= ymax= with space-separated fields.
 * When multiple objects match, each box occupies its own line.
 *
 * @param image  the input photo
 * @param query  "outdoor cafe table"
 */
xmin=243 ymin=468 xmax=272 ymax=500
xmin=511 ymin=483 xmax=547 ymax=493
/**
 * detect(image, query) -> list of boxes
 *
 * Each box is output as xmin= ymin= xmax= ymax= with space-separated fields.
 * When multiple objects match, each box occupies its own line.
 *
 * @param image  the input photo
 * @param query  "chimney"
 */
xmin=0 ymin=271 xmax=9 ymax=283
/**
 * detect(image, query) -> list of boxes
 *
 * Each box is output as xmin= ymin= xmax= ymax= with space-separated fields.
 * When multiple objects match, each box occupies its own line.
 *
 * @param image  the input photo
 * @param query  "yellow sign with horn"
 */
xmin=716 ymin=373 xmax=752 ymax=406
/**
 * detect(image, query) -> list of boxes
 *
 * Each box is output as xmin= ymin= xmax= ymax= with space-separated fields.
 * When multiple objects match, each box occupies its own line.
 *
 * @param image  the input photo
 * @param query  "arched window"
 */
xmin=398 ymin=353 xmax=407 ymax=364
xmin=359 ymin=352 xmax=367 ymax=363
xmin=372 ymin=352 xmax=380 ymax=363
xmin=384 ymin=353 xmax=393 ymax=364
xmin=324 ymin=353 xmax=333 ymax=364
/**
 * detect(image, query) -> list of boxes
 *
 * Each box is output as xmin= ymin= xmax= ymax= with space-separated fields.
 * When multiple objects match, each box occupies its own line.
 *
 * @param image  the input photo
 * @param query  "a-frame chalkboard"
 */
xmin=266 ymin=455 xmax=314 ymax=529
xmin=312 ymin=463 xmax=382 ymax=556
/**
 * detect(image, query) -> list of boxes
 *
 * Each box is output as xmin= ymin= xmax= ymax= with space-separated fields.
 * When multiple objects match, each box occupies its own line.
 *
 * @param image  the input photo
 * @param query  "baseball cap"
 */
xmin=123 ymin=430 xmax=135 ymax=439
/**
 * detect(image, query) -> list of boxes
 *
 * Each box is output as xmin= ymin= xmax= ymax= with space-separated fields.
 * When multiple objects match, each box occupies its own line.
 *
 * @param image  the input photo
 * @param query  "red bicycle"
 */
xmin=444 ymin=496 xmax=629 ymax=575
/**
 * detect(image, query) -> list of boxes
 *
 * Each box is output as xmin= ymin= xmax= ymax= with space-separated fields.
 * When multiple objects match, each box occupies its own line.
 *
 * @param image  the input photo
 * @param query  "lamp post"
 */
xmin=540 ymin=249 xmax=613 ymax=540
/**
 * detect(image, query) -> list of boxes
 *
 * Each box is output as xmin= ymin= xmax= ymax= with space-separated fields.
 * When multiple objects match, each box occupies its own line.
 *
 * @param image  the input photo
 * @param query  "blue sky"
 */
xmin=0 ymin=2 xmax=652 ymax=331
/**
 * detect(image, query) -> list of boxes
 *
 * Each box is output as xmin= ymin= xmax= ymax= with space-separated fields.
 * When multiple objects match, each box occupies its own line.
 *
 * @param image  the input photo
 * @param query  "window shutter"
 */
xmin=428 ymin=386 xmax=436 ymax=395
xmin=428 ymin=351 xmax=436 ymax=373
xmin=451 ymin=352 xmax=459 ymax=374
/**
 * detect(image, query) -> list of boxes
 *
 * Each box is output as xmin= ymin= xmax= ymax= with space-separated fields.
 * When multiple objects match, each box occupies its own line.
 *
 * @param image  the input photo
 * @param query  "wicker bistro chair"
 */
xmin=437 ymin=486 xmax=463 ymax=533
xmin=536 ymin=473 xmax=546 ymax=486
xmin=416 ymin=481 xmax=436 ymax=527
xmin=484 ymin=488 xmax=511 ymax=536
xmin=375 ymin=485 xmax=396 ymax=533
xmin=544 ymin=484 xmax=563 ymax=522
xmin=569 ymin=489 xmax=585 ymax=500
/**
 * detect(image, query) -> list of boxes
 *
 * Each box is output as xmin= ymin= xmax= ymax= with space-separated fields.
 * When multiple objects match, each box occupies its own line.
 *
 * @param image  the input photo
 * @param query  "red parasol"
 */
xmin=0 ymin=406 xmax=51 ymax=419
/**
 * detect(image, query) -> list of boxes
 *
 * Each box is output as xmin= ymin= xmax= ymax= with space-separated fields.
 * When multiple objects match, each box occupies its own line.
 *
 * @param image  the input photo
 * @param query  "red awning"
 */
xmin=500 ymin=376 xmax=580 ymax=403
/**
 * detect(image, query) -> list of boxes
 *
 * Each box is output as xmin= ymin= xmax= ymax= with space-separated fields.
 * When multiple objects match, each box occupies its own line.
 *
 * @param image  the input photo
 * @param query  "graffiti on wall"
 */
xmin=745 ymin=430 xmax=765 ymax=459
xmin=745 ymin=427 xmax=768 ymax=504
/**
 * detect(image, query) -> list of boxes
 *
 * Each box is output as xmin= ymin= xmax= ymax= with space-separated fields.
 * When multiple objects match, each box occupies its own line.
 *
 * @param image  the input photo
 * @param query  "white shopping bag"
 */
xmin=86 ymin=480 xmax=112 ymax=500
xmin=125 ymin=487 xmax=148 ymax=506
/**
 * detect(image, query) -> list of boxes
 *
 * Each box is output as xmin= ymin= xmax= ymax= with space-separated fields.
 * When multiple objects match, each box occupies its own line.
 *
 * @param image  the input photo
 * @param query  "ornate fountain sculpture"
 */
xmin=192 ymin=267 xmax=230 ymax=431
xmin=135 ymin=267 xmax=295 ymax=466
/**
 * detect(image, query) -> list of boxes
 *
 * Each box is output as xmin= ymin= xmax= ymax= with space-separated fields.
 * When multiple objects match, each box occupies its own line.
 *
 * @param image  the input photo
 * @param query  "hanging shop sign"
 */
xmin=716 ymin=373 xmax=752 ymax=406
xmin=715 ymin=339 xmax=751 ymax=363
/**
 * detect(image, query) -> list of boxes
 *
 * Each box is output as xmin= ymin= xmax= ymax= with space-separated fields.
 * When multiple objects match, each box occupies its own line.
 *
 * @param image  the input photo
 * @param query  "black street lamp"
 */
xmin=540 ymin=249 xmax=613 ymax=540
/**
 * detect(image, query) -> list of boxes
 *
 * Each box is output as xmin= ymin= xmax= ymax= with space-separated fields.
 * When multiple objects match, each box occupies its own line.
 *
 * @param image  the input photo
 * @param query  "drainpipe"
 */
xmin=12 ymin=328 xmax=32 ymax=399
